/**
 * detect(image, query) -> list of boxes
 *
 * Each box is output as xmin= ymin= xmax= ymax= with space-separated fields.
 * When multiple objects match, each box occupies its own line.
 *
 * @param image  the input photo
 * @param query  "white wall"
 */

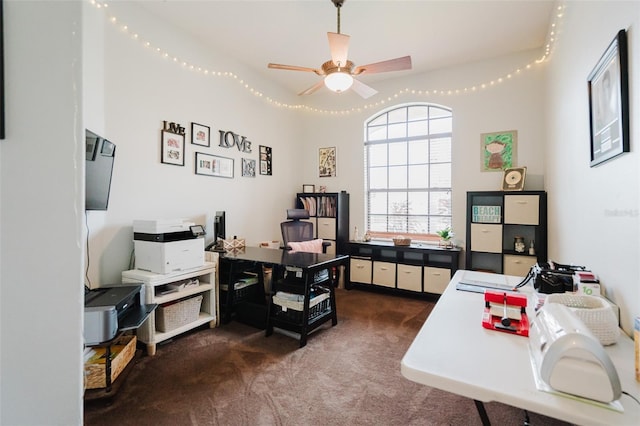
xmin=545 ymin=0 xmax=639 ymax=334
xmin=0 ymin=1 xmax=84 ymax=424
xmin=87 ymin=3 xmax=548 ymax=285
xmin=84 ymin=2 xmax=304 ymax=286
xmin=298 ymin=49 xmax=547 ymax=250
xmin=1 ymin=1 xmax=637 ymax=424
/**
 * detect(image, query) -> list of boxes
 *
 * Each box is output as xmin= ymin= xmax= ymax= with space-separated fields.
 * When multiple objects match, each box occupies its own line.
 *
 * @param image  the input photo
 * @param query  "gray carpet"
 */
xmin=84 ymin=288 xmax=573 ymax=425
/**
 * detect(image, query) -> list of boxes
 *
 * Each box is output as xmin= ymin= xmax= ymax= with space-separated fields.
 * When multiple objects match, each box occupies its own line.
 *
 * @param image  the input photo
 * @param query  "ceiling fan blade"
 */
xmin=298 ymin=80 xmax=325 ymax=96
xmin=351 ymin=78 xmax=378 ymax=99
xmin=268 ymin=63 xmax=322 ymax=75
xmin=352 ymin=56 xmax=412 ymax=75
xmin=327 ymin=32 xmax=350 ymax=67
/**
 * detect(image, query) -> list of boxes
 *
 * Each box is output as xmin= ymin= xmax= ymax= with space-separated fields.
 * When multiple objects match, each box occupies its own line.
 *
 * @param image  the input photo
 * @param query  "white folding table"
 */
xmin=401 ymin=269 xmax=640 ymax=425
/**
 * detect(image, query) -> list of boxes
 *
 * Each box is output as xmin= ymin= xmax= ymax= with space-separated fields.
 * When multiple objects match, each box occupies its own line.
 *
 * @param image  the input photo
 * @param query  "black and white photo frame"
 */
xmin=242 ymin=158 xmax=256 ymax=177
xmin=259 ymin=145 xmax=272 ymax=175
xmin=588 ymin=29 xmax=629 ymax=167
xmin=191 ymin=122 xmax=210 ymax=147
xmin=161 ymin=130 xmax=185 ymax=166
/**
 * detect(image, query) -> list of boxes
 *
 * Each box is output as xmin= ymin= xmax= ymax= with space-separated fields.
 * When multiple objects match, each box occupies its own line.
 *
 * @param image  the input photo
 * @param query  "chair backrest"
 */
xmin=281 ymin=209 xmax=314 ymax=247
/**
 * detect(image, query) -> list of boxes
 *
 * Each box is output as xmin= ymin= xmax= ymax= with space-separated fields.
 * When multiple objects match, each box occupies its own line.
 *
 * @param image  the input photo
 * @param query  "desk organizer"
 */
xmin=156 ymin=295 xmax=203 ymax=332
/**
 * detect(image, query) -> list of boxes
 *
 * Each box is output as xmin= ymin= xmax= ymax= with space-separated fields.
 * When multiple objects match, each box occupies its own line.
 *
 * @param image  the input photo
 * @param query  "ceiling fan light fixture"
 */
xmin=324 ymin=71 xmax=353 ymax=93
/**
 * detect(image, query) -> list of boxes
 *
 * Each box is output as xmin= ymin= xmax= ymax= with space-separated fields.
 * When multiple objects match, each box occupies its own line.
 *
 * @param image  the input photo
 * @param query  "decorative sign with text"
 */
xmin=218 ymin=130 xmax=252 ymax=153
xmin=472 ymin=205 xmax=501 ymax=223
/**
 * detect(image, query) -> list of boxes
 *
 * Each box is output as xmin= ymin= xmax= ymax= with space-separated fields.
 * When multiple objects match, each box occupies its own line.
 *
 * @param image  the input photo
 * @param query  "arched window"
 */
xmin=364 ymin=103 xmax=452 ymax=241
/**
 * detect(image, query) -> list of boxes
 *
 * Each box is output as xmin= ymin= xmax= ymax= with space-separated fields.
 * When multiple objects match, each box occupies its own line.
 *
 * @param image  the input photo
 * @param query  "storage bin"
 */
xmin=220 ymin=279 xmax=258 ymax=303
xmin=156 ymin=295 xmax=203 ymax=332
xmin=85 ymin=335 xmax=136 ymax=389
xmin=272 ymin=290 xmax=331 ymax=323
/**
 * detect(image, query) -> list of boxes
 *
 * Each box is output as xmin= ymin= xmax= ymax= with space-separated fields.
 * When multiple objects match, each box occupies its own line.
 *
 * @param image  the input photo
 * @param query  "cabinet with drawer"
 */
xmin=466 ymin=191 xmax=547 ymax=276
xmin=295 ymin=191 xmax=349 ymax=255
xmin=347 ymin=241 xmax=460 ymax=295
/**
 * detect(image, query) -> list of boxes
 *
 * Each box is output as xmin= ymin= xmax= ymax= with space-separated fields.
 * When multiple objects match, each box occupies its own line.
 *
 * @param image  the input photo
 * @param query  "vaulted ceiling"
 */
xmin=132 ymin=0 xmax=557 ymax=98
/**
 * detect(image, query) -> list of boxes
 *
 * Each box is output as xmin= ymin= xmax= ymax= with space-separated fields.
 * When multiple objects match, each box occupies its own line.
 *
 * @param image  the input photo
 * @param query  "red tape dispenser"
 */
xmin=482 ymin=290 xmax=529 ymax=337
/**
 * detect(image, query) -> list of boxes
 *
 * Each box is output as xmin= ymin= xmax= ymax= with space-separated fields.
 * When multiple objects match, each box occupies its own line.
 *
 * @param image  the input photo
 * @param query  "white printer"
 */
xmin=133 ymin=219 xmax=204 ymax=274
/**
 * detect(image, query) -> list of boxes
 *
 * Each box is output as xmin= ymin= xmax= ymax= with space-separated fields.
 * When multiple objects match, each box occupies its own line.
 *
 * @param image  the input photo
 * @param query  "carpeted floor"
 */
xmin=84 ymin=288 xmax=573 ymax=425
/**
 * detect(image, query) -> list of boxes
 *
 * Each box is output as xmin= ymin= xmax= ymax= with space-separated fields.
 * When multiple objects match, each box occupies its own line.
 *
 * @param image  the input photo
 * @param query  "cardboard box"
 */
xmin=85 ymin=335 xmax=136 ymax=389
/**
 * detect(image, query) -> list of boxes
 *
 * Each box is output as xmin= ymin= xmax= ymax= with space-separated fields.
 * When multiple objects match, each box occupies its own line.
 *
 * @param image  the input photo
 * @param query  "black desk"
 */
xmin=220 ymin=247 xmax=349 ymax=347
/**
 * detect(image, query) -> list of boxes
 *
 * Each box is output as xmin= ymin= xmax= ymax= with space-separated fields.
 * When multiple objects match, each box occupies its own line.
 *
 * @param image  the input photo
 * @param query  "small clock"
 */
xmin=501 ymin=167 xmax=526 ymax=191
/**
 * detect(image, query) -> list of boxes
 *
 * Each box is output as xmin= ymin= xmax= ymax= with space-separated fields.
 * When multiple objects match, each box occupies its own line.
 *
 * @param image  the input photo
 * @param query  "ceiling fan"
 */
xmin=267 ymin=0 xmax=412 ymax=99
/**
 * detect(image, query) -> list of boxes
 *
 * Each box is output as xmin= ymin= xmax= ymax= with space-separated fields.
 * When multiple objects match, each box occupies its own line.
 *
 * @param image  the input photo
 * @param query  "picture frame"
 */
xmin=191 ymin=122 xmax=210 ymax=147
xmin=501 ymin=166 xmax=526 ymax=191
xmin=588 ymin=29 xmax=629 ymax=167
xmin=319 ymin=146 xmax=337 ymax=177
xmin=195 ymin=152 xmax=234 ymax=178
xmin=161 ymin=130 xmax=185 ymax=166
xmin=259 ymin=145 xmax=272 ymax=176
xmin=242 ymin=158 xmax=256 ymax=177
xmin=302 ymin=184 xmax=315 ymax=193
xmin=481 ymin=130 xmax=517 ymax=171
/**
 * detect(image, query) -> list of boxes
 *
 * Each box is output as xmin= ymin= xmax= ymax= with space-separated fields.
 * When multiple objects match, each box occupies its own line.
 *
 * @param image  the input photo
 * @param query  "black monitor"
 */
xmin=85 ymin=129 xmax=116 ymax=210
xmin=214 ymin=211 xmax=226 ymax=240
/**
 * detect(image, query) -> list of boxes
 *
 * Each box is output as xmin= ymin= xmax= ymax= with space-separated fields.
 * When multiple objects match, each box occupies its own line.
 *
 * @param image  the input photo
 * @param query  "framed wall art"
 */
xmin=259 ymin=145 xmax=272 ymax=175
xmin=195 ymin=152 xmax=233 ymax=178
xmin=588 ymin=29 xmax=629 ymax=167
xmin=481 ymin=130 xmax=517 ymax=172
xmin=319 ymin=146 xmax=336 ymax=177
xmin=302 ymin=184 xmax=315 ymax=193
xmin=242 ymin=158 xmax=256 ymax=177
xmin=501 ymin=167 xmax=526 ymax=191
xmin=191 ymin=122 xmax=210 ymax=147
xmin=161 ymin=130 xmax=185 ymax=166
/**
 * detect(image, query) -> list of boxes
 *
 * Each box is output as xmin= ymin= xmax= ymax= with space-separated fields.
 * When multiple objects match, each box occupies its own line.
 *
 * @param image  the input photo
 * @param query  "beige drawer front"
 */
xmin=350 ymin=258 xmax=372 ymax=284
xmin=504 ymin=195 xmax=539 ymax=225
xmin=397 ymin=264 xmax=422 ymax=292
xmin=424 ymin=267 xmax=451 ymax=295
xmin=323 ymin=240 xmax=336 ymax=255
xmin=373 ymin=261 xmax=396 ymax=288
xmin=503 ymin=255 xmax=537 ymax=277
xmin=470 ymin=223 xmax=502 ymax=253
xmin=316 ymin=217 xmax=336 ymax=240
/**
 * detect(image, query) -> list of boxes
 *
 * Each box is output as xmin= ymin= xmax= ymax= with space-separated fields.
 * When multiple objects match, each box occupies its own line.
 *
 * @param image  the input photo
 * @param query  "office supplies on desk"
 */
xmin=456 ymin=270 xmax=516 ymax=293
xmin=482 ymin=290 xmax=529 ymax=336
xmin=529 ymin=303 xmax=621 ymax=405
xmin=546 ymin=293 xmax=620 ymax=346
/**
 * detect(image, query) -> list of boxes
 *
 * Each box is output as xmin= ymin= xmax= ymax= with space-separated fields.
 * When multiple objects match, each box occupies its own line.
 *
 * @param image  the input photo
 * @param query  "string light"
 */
xmin=90 ymin=0 xmax=564 ymax=115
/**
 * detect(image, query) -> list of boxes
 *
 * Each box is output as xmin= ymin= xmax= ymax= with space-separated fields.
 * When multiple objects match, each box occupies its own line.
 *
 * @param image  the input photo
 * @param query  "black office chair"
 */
xmin=280 ymin=209 xmax=329 ymax=253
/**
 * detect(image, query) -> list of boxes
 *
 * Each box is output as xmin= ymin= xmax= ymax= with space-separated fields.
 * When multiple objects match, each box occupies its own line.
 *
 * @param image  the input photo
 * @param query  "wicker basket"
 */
xmin=272 ymin=290 xmax=331 ymax=323
xmin=85 ymin=335 xmax=136 ymax=389
xmin=220 ymin=280 xmax=258 ymax=302
xmin=392 ymin=236 xmax=411 ymax=246
xmin=156 ymin=295 xmax=203 ymax=332
xmin=546 ymin=293 xmax=620 ymax=345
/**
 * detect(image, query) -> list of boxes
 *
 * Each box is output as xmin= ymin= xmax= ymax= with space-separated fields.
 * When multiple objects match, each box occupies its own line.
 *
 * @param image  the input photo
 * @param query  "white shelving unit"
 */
xmin=121 ymin=260 xmax=217 ymax=355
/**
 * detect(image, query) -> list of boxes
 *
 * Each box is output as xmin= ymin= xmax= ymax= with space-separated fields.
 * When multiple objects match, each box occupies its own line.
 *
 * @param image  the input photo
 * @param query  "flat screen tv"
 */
xmin=85 ymin=129 xmax=116 ymax=210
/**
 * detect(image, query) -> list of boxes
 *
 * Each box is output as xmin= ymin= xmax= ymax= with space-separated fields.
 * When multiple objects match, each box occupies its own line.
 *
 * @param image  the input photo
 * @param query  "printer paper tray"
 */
xmin=119 ymin=304 xmax=157 ymax=331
